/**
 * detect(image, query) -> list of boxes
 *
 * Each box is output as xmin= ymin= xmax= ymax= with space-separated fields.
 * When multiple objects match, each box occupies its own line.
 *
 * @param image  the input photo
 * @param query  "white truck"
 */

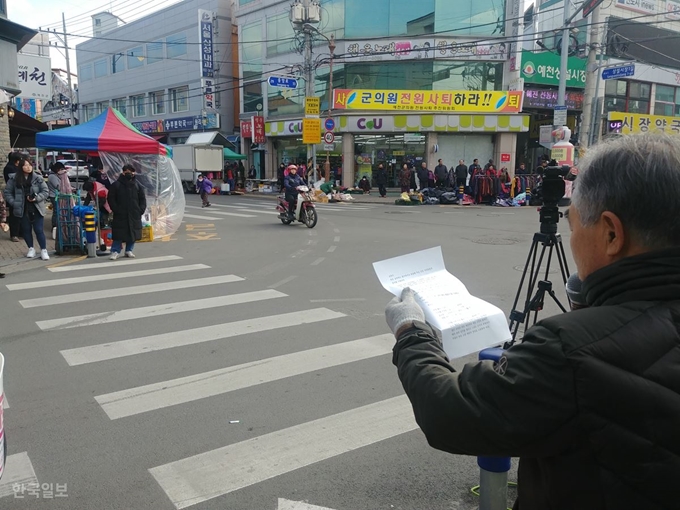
xmin=171 ymin=144 xmax=223 ymax=193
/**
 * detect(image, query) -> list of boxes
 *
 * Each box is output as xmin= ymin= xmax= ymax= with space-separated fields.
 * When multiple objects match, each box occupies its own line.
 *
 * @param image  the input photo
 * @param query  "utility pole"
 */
xmin=557 ymin=1 xmax=570 ymax=107
xmin=292 ymin=0 xmax=321 ymax=182
xmin=62 ymin=13 xmax=75 ymax=126
xmin=580 ymin=4 xmax=600 ymax=148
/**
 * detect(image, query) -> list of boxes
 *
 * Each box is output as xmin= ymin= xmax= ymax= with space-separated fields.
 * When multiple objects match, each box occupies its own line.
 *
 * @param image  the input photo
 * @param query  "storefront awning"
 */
xmin=9 ymin=108 xmax=49 ymax=148
xmin=223 ymin=147 xmax=246 ymax=160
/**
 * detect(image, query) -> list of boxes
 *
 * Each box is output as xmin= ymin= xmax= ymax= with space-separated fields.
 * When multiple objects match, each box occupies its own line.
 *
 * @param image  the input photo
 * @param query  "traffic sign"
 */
xmin=553 ymin=106 xmax=567 ymax=127
xmin=324 ymin=118 xmax=335 ymax=131
xmin=582 ymin=0 xmax=606 ymax=18
xmin=268 ymin=76 xmax=298 ymax=89
xmin=602 ymin=64 xmax=635 ymax=80
xmin=323 ymin=131 xmax=335 ymax=144
xmin=303 ymin=118 xmax=321 ymax=145
xmin=305 ymin=97 xmax=320 ymax=116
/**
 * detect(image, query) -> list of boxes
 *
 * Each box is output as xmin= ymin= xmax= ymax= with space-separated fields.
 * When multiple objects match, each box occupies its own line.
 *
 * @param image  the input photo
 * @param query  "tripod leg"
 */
xmin=555 ymin=236 xmax=571 ymax=284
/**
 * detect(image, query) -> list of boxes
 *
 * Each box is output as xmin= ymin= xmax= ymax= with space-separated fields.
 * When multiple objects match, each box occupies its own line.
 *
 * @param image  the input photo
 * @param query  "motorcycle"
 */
xmin=276 ymin=185 xmax=318 ymax=228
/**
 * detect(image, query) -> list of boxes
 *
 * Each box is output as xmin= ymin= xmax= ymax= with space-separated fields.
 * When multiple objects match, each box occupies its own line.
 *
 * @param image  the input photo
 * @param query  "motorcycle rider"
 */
xmin=284 ymin=164 xmax=304 ymax=219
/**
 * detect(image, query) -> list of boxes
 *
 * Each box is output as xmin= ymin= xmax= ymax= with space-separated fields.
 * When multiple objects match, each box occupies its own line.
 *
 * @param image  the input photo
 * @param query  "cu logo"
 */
xmin=494 ymin=356 xmax=508 ymax=375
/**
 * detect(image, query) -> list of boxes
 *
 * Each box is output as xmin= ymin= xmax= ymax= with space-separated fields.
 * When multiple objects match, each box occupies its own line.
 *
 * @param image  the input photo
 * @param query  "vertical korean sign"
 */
xmin=202 ymin=78 xmax=215 ymax=111
xmin=198 ymin=10 xmax=214 ymax=78
xmin=252 ymin=116 xmax=266 ymax=144
xmin=17 ymin=54 xmax=52 ymax=100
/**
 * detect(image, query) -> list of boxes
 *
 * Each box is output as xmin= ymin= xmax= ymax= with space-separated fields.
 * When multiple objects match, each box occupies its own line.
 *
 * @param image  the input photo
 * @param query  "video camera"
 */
xmin=537 ymin=160 xmax=571 ymax=234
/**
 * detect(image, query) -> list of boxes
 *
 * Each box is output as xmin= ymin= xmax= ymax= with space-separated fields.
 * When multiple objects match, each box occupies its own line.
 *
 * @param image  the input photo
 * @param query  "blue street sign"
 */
xmin=268 ymin=76 xmax=298 ymax=89
xmin=324 ymin=118 xmax=335 ymax=131
xmin=602 ymin=64 xmax=635 ymax=80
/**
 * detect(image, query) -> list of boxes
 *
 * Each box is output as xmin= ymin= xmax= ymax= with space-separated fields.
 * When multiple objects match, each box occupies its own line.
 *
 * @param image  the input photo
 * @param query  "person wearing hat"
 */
xmin=107 ymin=164 xmax=146 ymax=260
xmin=283 ymin=165 xmax=304 ymax=219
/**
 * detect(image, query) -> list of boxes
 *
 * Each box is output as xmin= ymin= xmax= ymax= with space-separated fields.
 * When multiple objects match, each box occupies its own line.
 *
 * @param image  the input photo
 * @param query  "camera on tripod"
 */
xmin=536 ymin=160 xmax=571 ymax=234
xmin=507 ymin=160 xmax=572 ymax=345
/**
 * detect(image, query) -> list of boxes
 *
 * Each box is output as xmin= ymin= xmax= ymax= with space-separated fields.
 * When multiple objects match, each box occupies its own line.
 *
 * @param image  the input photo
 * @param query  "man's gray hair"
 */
xmin=572 ymin=133 xmax=680 ymax=249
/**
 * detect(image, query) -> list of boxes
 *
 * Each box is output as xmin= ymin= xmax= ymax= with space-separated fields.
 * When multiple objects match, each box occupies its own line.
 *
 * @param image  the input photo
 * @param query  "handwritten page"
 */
xmin=373 ymin=246 xmax=511 ymax=359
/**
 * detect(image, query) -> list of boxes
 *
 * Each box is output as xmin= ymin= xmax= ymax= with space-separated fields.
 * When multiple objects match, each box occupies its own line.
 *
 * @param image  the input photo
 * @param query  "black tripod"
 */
xmin=507 ymin=222 xmax=570 ymax=346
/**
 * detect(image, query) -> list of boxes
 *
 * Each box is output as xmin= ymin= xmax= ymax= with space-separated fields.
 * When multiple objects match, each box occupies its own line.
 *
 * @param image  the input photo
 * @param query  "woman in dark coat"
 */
xmin=107 ymin=164 xmax=146 ymax=260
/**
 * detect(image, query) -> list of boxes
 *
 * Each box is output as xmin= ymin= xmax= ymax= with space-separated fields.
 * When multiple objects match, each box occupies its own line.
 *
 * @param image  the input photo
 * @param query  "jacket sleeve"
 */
xmin=4 ymin=178 xmax=15 ymax=208
xmin=393 ymin=323 xmax=578 ymax=458
xmin=35 ymin=178 xmax=49 ymax=202
xmin=107 ymin=184 xmax=118 ymax=213
xmin=138 ymin=184 xmax=147 ymax=214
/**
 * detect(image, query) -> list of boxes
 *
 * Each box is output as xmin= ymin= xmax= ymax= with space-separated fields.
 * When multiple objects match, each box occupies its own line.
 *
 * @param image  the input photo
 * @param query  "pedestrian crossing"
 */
xmin=182 ymin=200 xmax=377 ymax=222
xmin=6 ymin=255 xmax=417 ymax=509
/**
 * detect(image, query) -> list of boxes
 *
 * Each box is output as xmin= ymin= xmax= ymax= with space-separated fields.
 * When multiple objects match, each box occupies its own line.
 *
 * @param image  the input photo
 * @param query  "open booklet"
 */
xmin=373 ymin=246 xmax=511 ymax=359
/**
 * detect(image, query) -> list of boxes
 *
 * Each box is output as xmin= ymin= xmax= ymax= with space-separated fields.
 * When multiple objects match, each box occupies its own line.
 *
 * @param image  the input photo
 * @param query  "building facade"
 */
xmin=76 ymin=0 xmax=236 ymax=145
xmin=235 ymin=0 xmax=528 ymax=185
xmin=535 ymin=0 xmax=680 ymax=149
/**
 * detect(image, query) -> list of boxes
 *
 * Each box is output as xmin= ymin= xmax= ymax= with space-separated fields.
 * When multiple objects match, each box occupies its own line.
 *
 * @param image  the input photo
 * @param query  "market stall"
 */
xmin=35 ymin=108 xmax=184 ymax=239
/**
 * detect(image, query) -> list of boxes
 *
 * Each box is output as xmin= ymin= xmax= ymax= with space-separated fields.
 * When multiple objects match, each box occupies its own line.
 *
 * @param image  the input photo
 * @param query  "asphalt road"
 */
xmin=0 ymin=194 xmax=575 ymax=510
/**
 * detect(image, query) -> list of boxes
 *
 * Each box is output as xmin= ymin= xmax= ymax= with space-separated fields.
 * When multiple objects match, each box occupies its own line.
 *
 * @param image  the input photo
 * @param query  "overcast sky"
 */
xmin=9 ymin=0 xmax=183 ymax=73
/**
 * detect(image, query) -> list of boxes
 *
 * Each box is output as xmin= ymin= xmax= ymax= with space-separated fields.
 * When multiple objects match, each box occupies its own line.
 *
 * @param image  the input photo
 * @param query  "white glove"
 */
xmin=385 ymin=287 xmax=425 ymax=337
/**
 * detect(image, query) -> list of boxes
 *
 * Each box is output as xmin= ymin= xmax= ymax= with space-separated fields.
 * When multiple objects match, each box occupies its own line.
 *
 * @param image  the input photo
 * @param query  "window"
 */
xmin=433 ymin=62 xmax=503 ymax=91
xmin=170 ymin=86 xmax=189 ymax=112
xmin=323 ymin=0 xmax=345 ymax=39
xmin=242 ymin=22 xmax=262 ymax=80
xmin=83 ymin=104 xmax=95 ymax=122
xmin=239 ymin=0 xmax=256 ymax=4
xmin=150 ymin=90 xmax=165 ymax=115
xmin=604 ymin=80 xmax=650 ymax=114
xmin=0 ymin=0 xmax=6 ymax=16
xmin=131 ymin=95 xmax=146 ymax=117
xmin=95 ymin=18 xmax=101 ymax=26
xmin=94 ymin=59 xmax=108 ymax=78
xmin=113 ymin=98 xmax=127 ymax=117
xmin=96 ymin=101 xmax=109 ymax=114
xmin=266 ymin=14 xmax=295 ymax=56
xmin=127 ymin=46 xmax=144 ymax=69
xmin=654 ymin=85 xmax=680 ymax=116
xmin=80 ymin=64 xmax=93 ymax=82
xmin=146 ymin=41 xmax=163 ymax=64
xmin=345 ymin=0 xmax=434 ymax=38
xmin=434 ymin=0 xmax=503 ymax=37
xmin=112 ymin=53 xmax=125 ymax=73
xmin=166 ymin=33 xmax=187 ymax=58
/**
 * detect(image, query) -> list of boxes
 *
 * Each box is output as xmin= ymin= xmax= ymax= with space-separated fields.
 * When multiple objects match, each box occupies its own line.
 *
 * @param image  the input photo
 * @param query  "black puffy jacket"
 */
xmin=393 ymin=248 xmax=680 ymax=510
xmin=108 ymin=175 xmax=147 ymax=243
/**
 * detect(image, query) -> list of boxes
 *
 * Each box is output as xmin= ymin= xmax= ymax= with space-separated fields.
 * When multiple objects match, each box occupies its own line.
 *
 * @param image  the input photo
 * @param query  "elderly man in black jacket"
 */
xmin=385 ymin=132 xmax=680 ymax=510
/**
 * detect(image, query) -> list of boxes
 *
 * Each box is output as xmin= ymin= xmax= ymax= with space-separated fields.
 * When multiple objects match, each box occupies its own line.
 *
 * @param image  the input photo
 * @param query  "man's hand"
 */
xmin=385 ymin=287 xmax=425 ymax=337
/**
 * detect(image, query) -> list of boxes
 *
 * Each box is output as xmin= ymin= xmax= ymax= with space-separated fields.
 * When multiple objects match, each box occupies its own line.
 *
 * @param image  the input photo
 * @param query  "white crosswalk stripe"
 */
xmin=6 ymin=264 xmax=210 ymax=291
xmin=60 ymin=308 xmax=346 ymax=366
xmin=149 ymin=396 xmax=417 ymax=509
xmin=7 ymin=253 xmax=411 ymax=508
xmin=96 ymin=334 xmax=394 ymax=420
xmin=37 ymin=289 xmax=286 ymax=331
xmin=0 ymin=452 xmax=38 ymax=499
xmin=48 ymin=255 xmax=183 ymax=272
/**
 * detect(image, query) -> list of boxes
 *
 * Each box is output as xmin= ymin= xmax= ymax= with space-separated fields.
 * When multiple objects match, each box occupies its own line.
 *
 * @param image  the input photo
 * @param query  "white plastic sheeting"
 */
xmin=99 ymin=152 xmax=185 ymax=238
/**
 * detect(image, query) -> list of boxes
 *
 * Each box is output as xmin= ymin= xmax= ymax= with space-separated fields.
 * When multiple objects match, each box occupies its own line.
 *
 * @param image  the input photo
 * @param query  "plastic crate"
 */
xmin=139 ymin=225 xmax=154 ymax=243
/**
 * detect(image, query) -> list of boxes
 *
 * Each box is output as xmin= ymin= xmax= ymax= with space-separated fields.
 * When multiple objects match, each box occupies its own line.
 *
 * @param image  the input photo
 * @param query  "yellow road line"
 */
xmin=46 ymin=255 xmax=88 ymax=269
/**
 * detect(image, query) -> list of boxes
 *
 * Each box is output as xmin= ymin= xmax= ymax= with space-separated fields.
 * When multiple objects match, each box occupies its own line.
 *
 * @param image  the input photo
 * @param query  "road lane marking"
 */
xmin=311 ymin=257 xmax=325 ymax=266
xmin=149 ymin=396 xmax=416 ymax=509
xmin=60 ymin=308 xmax=346 ymax=366
xmin=309 ymin=298 xmax=366 ymax=303
xmin=97 ymin=334 xmax=394 ymax=419
xmin=268 ymin=275 xmax=298 ymax=289
xmin=183 ymin=213 xmax=223 ymax=221
xmin=185 ymin=207 xmax=256 ymax=218
xmin=0 ymin=452 xmax=38 ymax=498
xmin=327 ymin=246 xmax=337 ymax=253
xmin=48 ymin=255 xmax=183 ymax=272
xmin=20 ymin=275 xmax=244 ymax=308
xmin=7 ymin=264 xmax=211 ymax=291
xmin=333 ymin=236 xmax=341 ymax=242
xmin=46 ymin=255 xmax=88 ymax=269
xmin=38 ymin=289 xmax=285 ymax=331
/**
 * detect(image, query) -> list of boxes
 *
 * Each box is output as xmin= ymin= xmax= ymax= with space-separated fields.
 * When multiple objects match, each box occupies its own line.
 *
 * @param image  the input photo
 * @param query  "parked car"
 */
xmin=57 ymin=160 xmax=89 ymax=181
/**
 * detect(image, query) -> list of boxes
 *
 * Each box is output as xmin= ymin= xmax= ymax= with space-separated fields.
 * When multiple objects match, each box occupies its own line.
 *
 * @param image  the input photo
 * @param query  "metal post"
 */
xmin=304 ymin=20 xmax=314 ymax=182
xmin=557 ymin=0 xmax=570 ymax=107
xmin=581 ymin=4 xmax=601 ymax=147
xmin=62 ymin=13 xmax=75 ymax=126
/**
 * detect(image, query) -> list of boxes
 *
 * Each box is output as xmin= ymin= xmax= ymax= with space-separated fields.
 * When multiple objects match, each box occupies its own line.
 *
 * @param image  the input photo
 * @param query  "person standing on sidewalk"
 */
xmin=434 ymin=159 xmax=448 ymax=189
xmin=107 ymin=164 xmax=146 ymax=260
xmin=196 ymin=174 xmax=213 ymax=207
xmin=3 ymin=157 xmax=50 ymax=260
xmin=399 ymin=164 xmax=411 ymax=193
xmin=376 ymin=163 xmax=388 ymax=198
xmin=3 ymin=152 xmax=23 ymax=242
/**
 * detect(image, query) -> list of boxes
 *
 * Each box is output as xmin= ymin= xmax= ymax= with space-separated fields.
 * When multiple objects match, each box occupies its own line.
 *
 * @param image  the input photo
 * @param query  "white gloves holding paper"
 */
xmin=385 ymin=288 xmax=425 ymax=337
